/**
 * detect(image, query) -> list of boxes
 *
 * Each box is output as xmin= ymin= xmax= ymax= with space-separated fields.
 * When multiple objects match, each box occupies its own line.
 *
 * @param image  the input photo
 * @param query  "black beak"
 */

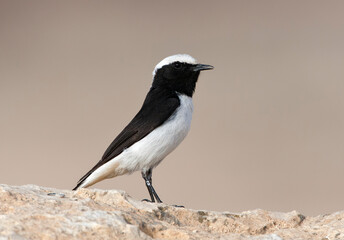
xmin=192 ymin=64 xmax=214 ymax=72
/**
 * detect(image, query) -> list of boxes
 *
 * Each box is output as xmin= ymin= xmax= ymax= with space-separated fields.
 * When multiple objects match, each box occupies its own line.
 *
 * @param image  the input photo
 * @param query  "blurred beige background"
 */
xmin=1 ymin=0 xmax=344 ymax=216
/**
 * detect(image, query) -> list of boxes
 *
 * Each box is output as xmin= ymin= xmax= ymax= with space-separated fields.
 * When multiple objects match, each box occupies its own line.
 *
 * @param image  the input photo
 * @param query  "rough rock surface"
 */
xmin=0 ymin=184 xmax=343 ymax=240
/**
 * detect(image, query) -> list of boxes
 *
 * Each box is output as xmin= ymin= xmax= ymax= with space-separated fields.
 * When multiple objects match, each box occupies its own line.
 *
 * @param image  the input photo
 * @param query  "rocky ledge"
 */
xmin=0 ymin=184 xmax=343 ymax=240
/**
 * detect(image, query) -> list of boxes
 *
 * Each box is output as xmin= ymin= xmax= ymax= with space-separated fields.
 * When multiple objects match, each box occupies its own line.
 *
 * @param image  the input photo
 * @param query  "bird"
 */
xmin=73 ymin=54 xmax=213 ymax=203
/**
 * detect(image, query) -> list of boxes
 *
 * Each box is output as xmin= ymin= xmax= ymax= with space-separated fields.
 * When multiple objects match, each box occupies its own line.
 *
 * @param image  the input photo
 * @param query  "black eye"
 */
xmin=173 ymin=62 xmax=182 ymax=69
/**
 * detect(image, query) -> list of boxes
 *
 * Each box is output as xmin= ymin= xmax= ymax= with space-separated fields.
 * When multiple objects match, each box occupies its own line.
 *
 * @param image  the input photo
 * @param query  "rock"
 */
xmin=0 ymin=184 xmax=343 ymax=239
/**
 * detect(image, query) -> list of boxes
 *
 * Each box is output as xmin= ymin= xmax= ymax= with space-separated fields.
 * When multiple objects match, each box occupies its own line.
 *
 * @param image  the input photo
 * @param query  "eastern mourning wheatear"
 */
xmin=73 ymin=54 xmax=213 ymax=203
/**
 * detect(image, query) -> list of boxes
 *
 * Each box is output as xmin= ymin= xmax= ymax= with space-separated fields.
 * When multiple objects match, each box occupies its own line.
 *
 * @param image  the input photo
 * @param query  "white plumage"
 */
xmin=153 ymin=54 xmax=197 ymax=76
xmin=78 ymin=93 xmax=193 ymax=188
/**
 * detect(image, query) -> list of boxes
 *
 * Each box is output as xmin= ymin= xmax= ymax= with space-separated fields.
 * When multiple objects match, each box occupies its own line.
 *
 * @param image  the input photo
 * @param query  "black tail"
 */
xmin=72 ymin=162 xmax=102 ymax=190
xmin=72 ymin=172 xmax=90 ymax=190
xmin=73 ymin=176 xmax=87 ymax=191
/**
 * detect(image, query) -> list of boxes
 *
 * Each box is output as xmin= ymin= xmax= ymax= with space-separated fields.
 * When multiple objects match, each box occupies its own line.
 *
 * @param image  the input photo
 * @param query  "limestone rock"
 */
xmin=0 ymin=184 xmax=343 ymax=239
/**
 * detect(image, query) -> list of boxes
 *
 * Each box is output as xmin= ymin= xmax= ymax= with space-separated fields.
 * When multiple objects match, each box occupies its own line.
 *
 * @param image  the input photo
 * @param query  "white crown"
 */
xmin=153 ymin=54 xmax=197 ymax=76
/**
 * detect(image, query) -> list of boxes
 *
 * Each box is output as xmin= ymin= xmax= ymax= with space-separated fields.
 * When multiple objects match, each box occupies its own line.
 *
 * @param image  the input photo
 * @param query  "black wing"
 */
xmin=73 ymin=87 xmax=180 ymax=190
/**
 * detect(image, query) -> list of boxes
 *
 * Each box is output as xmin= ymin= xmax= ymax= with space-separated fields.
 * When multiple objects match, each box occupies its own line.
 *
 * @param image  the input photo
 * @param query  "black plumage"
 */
xmin=73 ymin=87 xmax=180 ymax=190
xmin=73 ymin=55 xmax=213 ymax=203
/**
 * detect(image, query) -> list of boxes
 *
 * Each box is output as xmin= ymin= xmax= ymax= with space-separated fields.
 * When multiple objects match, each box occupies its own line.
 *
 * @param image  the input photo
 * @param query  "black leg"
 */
xmin=142 ymin=170 xmax=155 ymax=202
xmin=141 ymin=168 xmax=162 ymax=203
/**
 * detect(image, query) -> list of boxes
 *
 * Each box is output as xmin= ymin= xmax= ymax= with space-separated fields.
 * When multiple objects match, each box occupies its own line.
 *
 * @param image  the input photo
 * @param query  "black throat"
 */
xmin=152 ymin=69 xmax=200 ymax=97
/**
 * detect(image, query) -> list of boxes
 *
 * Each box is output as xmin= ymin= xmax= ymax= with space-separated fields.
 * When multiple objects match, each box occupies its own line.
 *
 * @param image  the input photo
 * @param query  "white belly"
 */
xmin=119 ymin=93 xmax=193 ymax=172
xmin=80 ymin=93 xmax=193 ymax=188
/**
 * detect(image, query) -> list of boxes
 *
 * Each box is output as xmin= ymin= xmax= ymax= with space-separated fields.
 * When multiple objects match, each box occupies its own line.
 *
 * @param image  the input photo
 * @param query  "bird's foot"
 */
xmin=141 ymin=198 xmax=155 ymax=203
xmin=141 ymin=198 xmax=166 ymax=204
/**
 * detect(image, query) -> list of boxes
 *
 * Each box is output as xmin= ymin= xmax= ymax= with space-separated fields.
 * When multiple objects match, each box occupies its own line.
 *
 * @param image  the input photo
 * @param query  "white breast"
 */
xmin=79 ymin=93 xmax=193 ymax=188
xmin=120 ymin=93 xmax=193 ymax=172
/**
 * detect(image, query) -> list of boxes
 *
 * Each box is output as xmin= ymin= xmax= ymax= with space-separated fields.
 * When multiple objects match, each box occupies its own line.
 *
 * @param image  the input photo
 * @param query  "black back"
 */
xmin=73 ymin=60 xmax=201 ymax=190
xmin=73 ymin=87 xmax=180 ymax=189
